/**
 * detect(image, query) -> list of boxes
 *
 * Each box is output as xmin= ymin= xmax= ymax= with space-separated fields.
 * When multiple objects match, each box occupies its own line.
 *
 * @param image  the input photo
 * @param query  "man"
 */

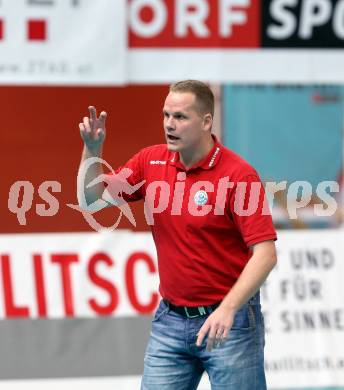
xmin=78 ymin=80 xmax=277 ymax=389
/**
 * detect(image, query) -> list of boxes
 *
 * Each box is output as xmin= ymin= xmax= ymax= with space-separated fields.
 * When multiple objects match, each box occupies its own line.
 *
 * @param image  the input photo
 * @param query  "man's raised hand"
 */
xmin=79 ymin=106 xmax=107 ymax=153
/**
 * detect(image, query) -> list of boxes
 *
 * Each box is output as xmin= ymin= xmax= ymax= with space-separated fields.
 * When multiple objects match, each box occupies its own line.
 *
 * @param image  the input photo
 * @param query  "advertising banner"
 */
xmin=1 ymin=0 xmax=344 ymax=84
xmin=0 ymin=0 xmax=126 ymax=85
xmin=263 ymin=230 xmax=344 ymax=388
xmin=128 ymin=0 xmax=344 ymax=84
xmin=0 ymin=231 xmax=159 ymax=318
xmin=0 ymin=229 xmax=343 ymax=388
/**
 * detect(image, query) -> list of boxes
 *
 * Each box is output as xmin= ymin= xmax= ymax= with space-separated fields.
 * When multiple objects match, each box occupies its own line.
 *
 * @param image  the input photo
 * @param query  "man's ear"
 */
xmin=203 ymin=113 xmax=213 ymax=131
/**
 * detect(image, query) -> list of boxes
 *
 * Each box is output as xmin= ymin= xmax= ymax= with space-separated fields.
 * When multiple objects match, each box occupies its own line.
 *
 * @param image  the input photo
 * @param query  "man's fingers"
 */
xmin=196 ymin=322 xmax=210 ymax=347
xmin=215 ymin=326 xmax=224 ymax=339
xmin=88 ymin=106 xmax=97 ymax=121
xmin=222 ymin=327 xmax=230 ymax=340
xmin=196 ymin=331 xmax=206 ymax=347
xmin=206 ymin=326 xmax=218 ymax=352
xmin=96 ymin=129 xmax=105 ymax=142
xmin=206 ymin=337 xmax=215 ymax=352
xmin=195 ymin=309 xmax=234 ymax=351
xmin=83 ymin=116 xmax=91 ymax=133
xmin=214 ymin=326 xmax=226 ymax=348
xmin=99 ymin=111 xmax=107 ymax=125
xmin=79 ymin=123 xmax=87 ymax=140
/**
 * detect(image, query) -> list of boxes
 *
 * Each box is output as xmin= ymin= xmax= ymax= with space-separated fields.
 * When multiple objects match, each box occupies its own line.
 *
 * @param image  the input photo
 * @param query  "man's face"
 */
xmin=163 ymin=92 xmax=209 ymax=152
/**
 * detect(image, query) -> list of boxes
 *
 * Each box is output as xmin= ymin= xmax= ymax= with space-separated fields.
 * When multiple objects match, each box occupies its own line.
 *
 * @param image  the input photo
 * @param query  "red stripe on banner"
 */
xmin=0 ymin=19 xmax=4 ymax=40
xmin=126 ymin=252 xmax=159 ymax=314
xmin=51 ymin=254 xmax=79 ymax=317
xmin=33 ymin=254 xmax=47 ymax=317
xmin=1 ymin=254 xmax=30 ymax=318
xmin=129 ymin=0 xmax=260 ymax=48
xmin=27 ymin=19 xmax=47 ymax=41
xmin=88 ymin=252 xmax=119 ymax=315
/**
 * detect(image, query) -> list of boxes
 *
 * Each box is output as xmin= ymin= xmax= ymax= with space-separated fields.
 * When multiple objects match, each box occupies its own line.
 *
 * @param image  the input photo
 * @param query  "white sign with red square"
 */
xmin=0 ymin=0 xmax=126 ymax=85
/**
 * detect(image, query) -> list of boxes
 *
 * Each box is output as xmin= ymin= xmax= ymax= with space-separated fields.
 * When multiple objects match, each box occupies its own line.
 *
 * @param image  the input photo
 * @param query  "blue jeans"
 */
xmin=141 ymin=292 xmax=266 ymax=390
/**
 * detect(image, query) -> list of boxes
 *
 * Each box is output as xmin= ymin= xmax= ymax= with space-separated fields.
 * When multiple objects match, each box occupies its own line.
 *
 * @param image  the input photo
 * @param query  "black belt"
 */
xmin=164 ymin=299 xmax=221 ymax=318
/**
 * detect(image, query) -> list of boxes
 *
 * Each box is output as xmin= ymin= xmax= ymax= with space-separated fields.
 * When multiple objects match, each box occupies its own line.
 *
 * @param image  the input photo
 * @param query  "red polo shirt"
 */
xmin=110 ymin=138 xmax=277 ymax=306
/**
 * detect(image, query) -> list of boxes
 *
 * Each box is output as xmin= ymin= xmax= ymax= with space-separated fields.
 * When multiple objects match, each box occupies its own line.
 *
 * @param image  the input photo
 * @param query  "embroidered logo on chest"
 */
xmin=194 ymin=190 xmax=208 ymax=206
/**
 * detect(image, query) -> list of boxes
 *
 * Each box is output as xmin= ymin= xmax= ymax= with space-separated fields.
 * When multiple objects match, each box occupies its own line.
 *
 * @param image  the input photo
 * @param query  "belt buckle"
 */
xmin=184 ymin=306 xmax=207 ymax=318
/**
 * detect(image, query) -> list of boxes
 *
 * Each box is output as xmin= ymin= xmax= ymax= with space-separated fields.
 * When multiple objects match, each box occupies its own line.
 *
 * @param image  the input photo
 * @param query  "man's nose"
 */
xmin=165 ymin=116 xmax=175 ymax=129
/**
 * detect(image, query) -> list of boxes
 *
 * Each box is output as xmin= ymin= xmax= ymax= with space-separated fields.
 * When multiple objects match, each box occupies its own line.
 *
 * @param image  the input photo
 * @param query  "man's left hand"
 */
xmin=195 ymin=305 xmax=236 ymax=352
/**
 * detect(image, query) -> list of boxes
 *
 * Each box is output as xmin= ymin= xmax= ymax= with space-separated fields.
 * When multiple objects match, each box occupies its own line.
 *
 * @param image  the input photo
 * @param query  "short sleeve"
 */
xmin=228 ymin=174 xmax=277 ymax=247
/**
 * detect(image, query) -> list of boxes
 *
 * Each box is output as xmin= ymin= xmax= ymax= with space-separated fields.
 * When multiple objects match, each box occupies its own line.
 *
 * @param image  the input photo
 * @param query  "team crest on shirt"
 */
xmin=194 ymin=190 xmax=208 ymax=206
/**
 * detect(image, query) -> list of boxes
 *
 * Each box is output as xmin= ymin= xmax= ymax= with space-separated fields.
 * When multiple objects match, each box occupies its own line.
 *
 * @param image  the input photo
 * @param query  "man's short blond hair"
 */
xmin=169 ymin=80 xmax=214 ymax=117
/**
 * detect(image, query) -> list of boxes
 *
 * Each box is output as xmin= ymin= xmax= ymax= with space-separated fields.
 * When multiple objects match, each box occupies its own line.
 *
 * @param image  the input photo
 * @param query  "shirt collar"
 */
xmin=169 ymin=135 xmax=222 ymax=171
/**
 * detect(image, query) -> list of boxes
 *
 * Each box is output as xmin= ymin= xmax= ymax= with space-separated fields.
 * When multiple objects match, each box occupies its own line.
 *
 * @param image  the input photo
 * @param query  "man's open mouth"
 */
xmin=167 ymin=134 xmax=180 ymax=141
